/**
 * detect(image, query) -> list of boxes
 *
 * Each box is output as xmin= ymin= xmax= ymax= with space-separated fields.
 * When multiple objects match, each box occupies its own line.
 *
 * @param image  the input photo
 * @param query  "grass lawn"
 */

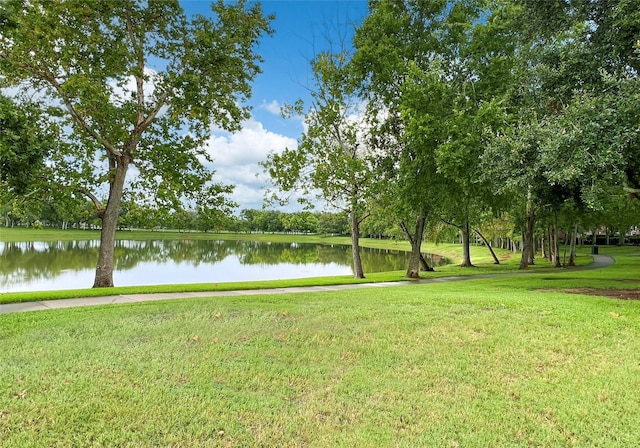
xmin=1 ymin=240 xmax=639 ymax=446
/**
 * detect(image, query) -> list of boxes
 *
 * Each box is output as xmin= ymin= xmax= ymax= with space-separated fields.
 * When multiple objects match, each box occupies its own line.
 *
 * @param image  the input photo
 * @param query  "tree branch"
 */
xmin=126 ymin=9 xmax=146 ymax=129
xmin=357 ymin=211 xmax=371 ymax=225
xmin=75 ymin=186 xmax=105 ymax=219
xmin=400 ymin=220 xmax=413 ymax=243
xmin=440 ymin=216 xmax=463 ymax=229
xmin=19 ymin=63 xmax=122 ymax=158
xmin=135 ymin=90 xmax=169 ymax=134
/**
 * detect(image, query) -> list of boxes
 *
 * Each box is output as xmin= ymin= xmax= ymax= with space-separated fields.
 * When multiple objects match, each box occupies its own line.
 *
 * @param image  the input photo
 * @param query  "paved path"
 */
xmin=0 ymin=255 xmax=615 ymax=315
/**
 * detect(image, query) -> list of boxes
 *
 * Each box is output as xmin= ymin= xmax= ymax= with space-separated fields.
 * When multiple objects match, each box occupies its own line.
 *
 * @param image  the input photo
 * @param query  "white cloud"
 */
xmin=203 ymin=118 xmax=298 ymax=210
xmin=259 ymin=99 xmax=282 ymax=115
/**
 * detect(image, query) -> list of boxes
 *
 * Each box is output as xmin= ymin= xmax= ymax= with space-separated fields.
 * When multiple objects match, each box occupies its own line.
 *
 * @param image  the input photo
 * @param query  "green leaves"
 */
xmin=174 ymin=1 xmax=268 ymax=133
xmin=0 ymin=94 xmax=55 ymax=194
xmin=263 ymin=46 xmax=375 ymax=214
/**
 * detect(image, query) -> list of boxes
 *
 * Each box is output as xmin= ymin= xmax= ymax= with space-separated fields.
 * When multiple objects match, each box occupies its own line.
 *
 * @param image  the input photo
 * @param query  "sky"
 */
xmin=180 ymin=0 xmax=369 ymax=212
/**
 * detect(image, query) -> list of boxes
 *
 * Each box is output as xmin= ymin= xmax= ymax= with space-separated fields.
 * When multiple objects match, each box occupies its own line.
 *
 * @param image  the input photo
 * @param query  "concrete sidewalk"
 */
xmin=0 ymin=255 xmax=615 ymax=315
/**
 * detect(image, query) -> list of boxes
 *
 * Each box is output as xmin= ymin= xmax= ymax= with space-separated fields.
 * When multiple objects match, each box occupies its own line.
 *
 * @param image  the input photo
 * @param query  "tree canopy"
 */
xmin=350 ymin=0 xmax=640 ymax=272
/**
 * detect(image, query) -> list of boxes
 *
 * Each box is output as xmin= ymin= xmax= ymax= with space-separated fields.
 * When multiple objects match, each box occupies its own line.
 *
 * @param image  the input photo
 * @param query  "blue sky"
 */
xmin=180 ymin=0 xmax=369 ymax=211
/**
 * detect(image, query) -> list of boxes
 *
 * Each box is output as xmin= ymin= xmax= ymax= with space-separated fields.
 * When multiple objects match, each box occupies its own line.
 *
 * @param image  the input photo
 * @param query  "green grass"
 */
xmin=1 ymin=270 xmax=639 ymax=446
xmin=1 ymin=236 xmax=639 ymax=446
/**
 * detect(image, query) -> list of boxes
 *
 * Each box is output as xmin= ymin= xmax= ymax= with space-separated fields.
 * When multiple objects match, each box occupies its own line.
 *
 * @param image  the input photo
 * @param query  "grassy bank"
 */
xmin=1 ymin=248 xmax=639 ymax=446
xmin=0 ymin=227 xmax=595 ymax=304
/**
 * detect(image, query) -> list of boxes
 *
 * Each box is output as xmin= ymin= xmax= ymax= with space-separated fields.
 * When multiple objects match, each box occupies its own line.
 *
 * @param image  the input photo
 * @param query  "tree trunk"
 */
xmin=549 ymin=227 xmax=554 ymax=262
xmin=473 ymin=227 xmax=500 ymax=264
xmin=401 ymin=215 xmax=430 ymax=278
xmin=93 ymin=159 xmax=129 ymax=288
xmin=528 ymin=232 xmax=536 ymax=265
xmin=349 ymin=210 xmax=365 ymax=279
xmin=519 ymin=192 xmax=536 ymax=270
xmin=419 ymin=253 xmax=432 ymax=271
xmin=568 ymin=223 xmax=578 ymax=266
xmin=552 ymin=219 xmax=561 ymax=267
xmin=460 ymin=219 xmax=474 ymax=267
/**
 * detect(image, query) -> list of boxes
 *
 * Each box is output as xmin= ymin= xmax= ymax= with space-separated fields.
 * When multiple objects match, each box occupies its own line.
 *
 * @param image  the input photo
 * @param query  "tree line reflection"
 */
xmin=0 ymin=239 xmax=448 ymax=290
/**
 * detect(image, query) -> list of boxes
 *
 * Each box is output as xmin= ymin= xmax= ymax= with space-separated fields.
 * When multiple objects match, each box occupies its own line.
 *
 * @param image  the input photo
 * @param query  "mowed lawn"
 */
xmin=1 ymin=249 xmax=640 ymax=447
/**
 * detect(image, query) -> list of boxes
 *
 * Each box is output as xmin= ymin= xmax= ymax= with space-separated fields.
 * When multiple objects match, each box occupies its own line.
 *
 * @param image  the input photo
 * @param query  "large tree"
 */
xmin=263 ymin=50 xmax=376 ymax=278
xmin=506 ymin=1 xmax=639 ymax=198
xmin=0 ymin=0 xmax=272 ymax=287
xmin=351 ymin=0 xmax=445 ymax=277
xmin=425 ymin=1 xmax=518 ymax=267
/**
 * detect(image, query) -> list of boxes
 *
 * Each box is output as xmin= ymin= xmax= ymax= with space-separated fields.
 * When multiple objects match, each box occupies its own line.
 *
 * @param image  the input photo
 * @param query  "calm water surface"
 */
xmin=0 ymin=239 xmax=448 ymax=292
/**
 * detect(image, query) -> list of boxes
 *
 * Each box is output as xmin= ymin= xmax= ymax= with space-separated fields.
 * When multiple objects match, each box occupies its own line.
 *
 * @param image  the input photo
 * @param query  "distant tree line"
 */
xmin=0 ymin=195 xmax=354 ymax=236
xmin=4 ymin=193 xmax=639 ymax=251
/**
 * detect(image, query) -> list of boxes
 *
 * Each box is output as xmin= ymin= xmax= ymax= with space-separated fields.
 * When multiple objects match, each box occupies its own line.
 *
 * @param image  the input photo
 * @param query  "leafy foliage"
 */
xmin=0 ymin=94 xmax=54 ymax=194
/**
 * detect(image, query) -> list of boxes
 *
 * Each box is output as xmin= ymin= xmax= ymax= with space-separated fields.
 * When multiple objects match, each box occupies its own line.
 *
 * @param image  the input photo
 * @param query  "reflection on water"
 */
xmin=0 ymin=239 xmax=448 ymax=292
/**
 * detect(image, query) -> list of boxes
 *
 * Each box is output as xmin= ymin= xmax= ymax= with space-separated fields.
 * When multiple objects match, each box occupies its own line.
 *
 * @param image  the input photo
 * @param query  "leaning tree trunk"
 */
xmin=460 ymin=219 xmax=474 ymax=267
xmin=473 ymin=227 xmax=500 ymax=264
xmin=349 ymin=210 xmax=365 ymax=279
xmin=93 ymin=159 xmax=129 ymax=288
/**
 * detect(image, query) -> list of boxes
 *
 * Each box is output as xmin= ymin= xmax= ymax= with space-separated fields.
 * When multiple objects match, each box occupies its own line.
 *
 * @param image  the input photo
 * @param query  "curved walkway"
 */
xmin=0 ymin=255 xmax=615 ymax=315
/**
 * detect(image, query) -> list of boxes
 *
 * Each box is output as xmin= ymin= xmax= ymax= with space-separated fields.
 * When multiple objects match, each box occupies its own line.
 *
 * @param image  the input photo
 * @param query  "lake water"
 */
xmin=0 ymin=239 xmax=448 ymax=292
